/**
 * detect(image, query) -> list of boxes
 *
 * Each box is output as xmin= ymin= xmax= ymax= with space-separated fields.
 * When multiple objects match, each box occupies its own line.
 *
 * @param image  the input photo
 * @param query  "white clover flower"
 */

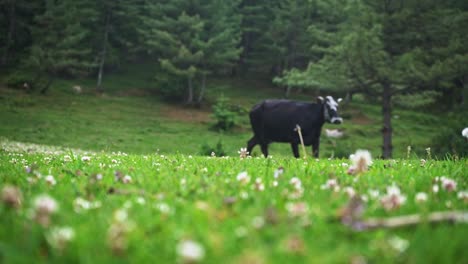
xmin=238 ymin=148 xmax=249 ymax=158
xmin=285 ymin=202 xmax=308 ymax=217
xmin=432 ymin=184 xmax=439 ymax=193
xmin=273 ymin=167 xmax=284 ymax=179
xmin=457 ymin=191 xmax=468 ymax=201
xmin=368 ymin=189 xmax=380 ymax=199
xmin=289 ymin=177 xmax=302 ymax=190
xmin=388 ymin=235 xmax=409 ymax=253
xmin=254 ymin=178 xmax=265 ymax=191
xmin=462 ymin=127 xmax=468 ymax=138
xmin=46 ymin=226 xmax=75 ymax=250
xmin=81 ymin=156 xmax=91 ymax=162
xmin=348 ymin=149 xmax=373 ymax=174
xmin=252 ymin=216 xmax=265 ymax=229
xmin=177 ymin=240 xmax=205 ymax=262
xmin=343 ymin=186 xmax=356 ymax=198
xmin=380 ymin=184 xmax=406 ymax=211
xmin=45 ymin=175 xmax=56 ymax=186
xmin=236 ymin=171 xmax=250 ymax=184
xmin=122 ymin=175 xmax=132 ymax=184
xmin=155 ymin=202 xmax=171 ymax=214
xmin=320 ymin=179 xmax=338 ymax=190
xmin=34 ymin=194 xmax=59 ymax=215
xmin=272 ymin=180 xmax=279 ymax=187
xmin=1 ymin=185 xmax=22 ymax=209
xmin=441 ymin=177 xmax=457 ymax=192
xmin=63 ymin=155 xmax=72 ymax=162
xmin=114 ymin=209 xmax=128 ymax=223
xmin=415 ymin=192 xmax=428 ymax=203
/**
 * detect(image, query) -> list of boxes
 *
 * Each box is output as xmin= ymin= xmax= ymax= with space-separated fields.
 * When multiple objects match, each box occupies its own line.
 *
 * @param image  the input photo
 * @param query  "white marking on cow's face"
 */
xmin=326 ymin=96 xmax=339 ymax=111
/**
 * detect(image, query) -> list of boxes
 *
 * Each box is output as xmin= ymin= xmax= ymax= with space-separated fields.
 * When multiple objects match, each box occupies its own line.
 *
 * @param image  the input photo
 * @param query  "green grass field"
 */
xmin=0 ymin=142 xmax=467 ymax=263
xmin=0 ymin=73 xmax=466 ymax=263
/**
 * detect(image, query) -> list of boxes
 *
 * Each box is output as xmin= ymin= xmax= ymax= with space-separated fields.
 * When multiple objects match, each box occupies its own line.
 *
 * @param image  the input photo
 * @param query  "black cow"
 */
xmin=247 ymin=96 xmax=343 ymax=158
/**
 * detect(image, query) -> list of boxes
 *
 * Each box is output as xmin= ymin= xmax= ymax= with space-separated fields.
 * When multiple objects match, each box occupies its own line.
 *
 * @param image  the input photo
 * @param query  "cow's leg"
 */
xmin=290 ymin=143 xmax=300 ymax=158
xmin=312 ymin=139 xmax=320 ymax=158
xmin=260 ymin=144 xmax=269 ymax=158
xmin=247 ymin=137 xmax=258 ymax=155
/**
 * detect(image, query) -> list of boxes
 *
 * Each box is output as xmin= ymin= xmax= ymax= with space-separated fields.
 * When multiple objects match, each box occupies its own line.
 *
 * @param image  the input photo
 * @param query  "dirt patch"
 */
xmin=160 ymin=105 xmax=212 ymax=123
xmin=349 ymin=110 xmax=373 ymax=125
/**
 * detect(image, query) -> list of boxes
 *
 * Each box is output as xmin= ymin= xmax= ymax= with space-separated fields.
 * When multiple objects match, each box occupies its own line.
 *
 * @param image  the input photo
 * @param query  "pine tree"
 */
xmin=28 ymin=0 xmax=97 ymax=93
xmin=93 ymin=0 xmax=143 ymax=92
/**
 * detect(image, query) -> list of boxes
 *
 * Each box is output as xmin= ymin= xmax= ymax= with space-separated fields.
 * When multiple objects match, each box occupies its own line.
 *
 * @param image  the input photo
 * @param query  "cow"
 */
xmin=246 ymin=96 xmax=343 ymax=158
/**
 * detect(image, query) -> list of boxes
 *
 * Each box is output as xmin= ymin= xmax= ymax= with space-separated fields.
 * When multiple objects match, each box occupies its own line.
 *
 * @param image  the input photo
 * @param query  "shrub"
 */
xmin=211 ymin=95 xmax=245 ymax=131
xmin=199 ymin=139 xmax=226 ymax=156
xmin=430 ymin=112 xmax=467 ymax=158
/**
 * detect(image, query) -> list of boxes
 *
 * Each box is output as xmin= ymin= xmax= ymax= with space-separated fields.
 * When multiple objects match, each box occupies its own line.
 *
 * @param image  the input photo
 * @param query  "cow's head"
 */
xmin=318 ymin=96 xmax=343 ymax=124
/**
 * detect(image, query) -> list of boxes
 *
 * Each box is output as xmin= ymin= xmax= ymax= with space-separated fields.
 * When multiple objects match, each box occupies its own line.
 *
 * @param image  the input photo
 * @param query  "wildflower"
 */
xmin=343 ymin=186 xmax=356 ymax=198
xmin=286 ymin=202 xmax=308 ymax=217
xmin=273 ymin=167 xmax=284 ymax=179
xmin=415 ymin=192 xmax=428 ymax=203
xmin=272 ymin=180 xmax=279 ymax=187
xmin=73 ymin=197 xmax=101 ymax=213
xmin=368 ymin=189 xmax=380 ymax=199
xmin=290 ymin=177 xmax=302 ymax=190
xmin=46 ymin=226 xmax=75 ymax=251
xmin=1 ymin=185 xmax=22 ymax=209
xmin=33 ymin=194 xmax=59 ymax=226
xmin=348 ymin=150 xmax=372 ymax=175
xmin=122 ymin=175 xmax=132 ymax=184
xmin=406 ymin=146 xmax=412 ymax=159
xmin=45 ymin=175 xmax=57 ymax=186
xmin=441 ymin=177 xmax=457 ymax=192
xmin=420 ymin=159 xmax=427 ymax=167
xmin=380 ymin=185 xmax=406 ymax=211
xmin=155 ymin=202 xmax=171 ymax=214
xmin=432 ymin=184 xmax=439 ymax=193
xmin=388 ymin=236 xmax=409 ymax=253
xmin=177 ymin=240 xmax=205 ymax=262
xmin=425 ymin=147 xmax=431 ymax=159
xmin=211 ymin=152 xmax=216 ymax=157
xmin=457 ymin=191 xmax=468 ymax=202
xmin=81 ymin=156 xmax=91 ymax=162
xmin=108 ymin=209 xmax=134 ymax=255
xmin=63 ymin=155 xmax=72 ymax=162
xmin=320 ymin=178 xmax=339 ymax=190
xmin=238 ymin=148 xmax=249 ymax=158
xmin=254 ymin=178 xmax=265 ymax=191
xmin=462 ymin=127 xmax=468 ymax=139
xmin=236 ymin=171 xmax=250 ymax=184
xmin=252 ymin=216 xmax=265 ymax=229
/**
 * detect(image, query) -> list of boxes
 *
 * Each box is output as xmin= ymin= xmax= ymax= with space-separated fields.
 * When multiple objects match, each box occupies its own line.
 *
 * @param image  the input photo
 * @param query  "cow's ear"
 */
xmin=337 ymin=98 xmax=343 ymax=103
xmin=317 ymin=96 xmax=324 ymax=104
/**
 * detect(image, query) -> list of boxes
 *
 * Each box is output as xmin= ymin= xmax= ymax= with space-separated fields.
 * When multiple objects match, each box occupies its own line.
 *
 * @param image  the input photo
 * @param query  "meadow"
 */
xmin=0 ymin=75 xmax=466 ymax=263
xmin=0 ymin=141 xmax=467 ymax=263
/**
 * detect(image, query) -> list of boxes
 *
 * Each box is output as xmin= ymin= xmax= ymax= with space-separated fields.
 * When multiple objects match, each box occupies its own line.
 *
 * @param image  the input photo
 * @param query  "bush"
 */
xmin=199 ymin=139 xmax=226 ymax=156
xmin=211 ymin=95 xmax=245 ymax=131
xmin=5 ymin=72 xmax=36 ymax=91
xmin=154 ymin=69 xmax=186 ymax=101
xmin=430 ymin=112 xmax=467 ymax=158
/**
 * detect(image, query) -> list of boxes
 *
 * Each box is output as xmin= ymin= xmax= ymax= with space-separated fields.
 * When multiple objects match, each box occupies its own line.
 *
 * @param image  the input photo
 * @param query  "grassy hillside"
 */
xmin=0 ymin=68 xmax=443 ymax=158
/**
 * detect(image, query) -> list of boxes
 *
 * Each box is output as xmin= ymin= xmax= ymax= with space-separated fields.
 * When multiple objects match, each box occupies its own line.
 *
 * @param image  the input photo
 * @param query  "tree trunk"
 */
xmin=382 ymin=82 xmax=393 ymax=159
xmin=97 ymin=12 xmax=110 ymax=93
xmin=197 ymin=74 xmax=206 ymax=104
xmin=40 ymin=77 xmax=54 ymax=95
xmin=186 ymin=77 xmax=194 ymax=104
xmin=285 ymin=85 xmax=292 ymax=98
xmin=2 ymin=0 xmax=16 ymax=66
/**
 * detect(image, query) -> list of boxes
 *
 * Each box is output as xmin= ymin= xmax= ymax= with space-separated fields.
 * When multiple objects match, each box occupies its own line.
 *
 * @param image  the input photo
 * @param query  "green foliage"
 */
xmin=5 ymin=71 xmax=35 ymax=90
xmin=430 ymin=113 xmax=468 ymax=158
xmin=0 ymin=147 xmax=467 ymax=262
xmin=211 ymin=95 xmax=244 ymax=131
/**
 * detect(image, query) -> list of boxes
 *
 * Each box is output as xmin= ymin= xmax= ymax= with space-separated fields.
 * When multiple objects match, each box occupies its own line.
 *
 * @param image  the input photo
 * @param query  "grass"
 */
xmin=0 ymin=70 xmax=466 ymax=263
xmin=0 ymin=71 xmax=444 ymax=159
xmin=0 ymin=142 xmax=467 ymax=263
